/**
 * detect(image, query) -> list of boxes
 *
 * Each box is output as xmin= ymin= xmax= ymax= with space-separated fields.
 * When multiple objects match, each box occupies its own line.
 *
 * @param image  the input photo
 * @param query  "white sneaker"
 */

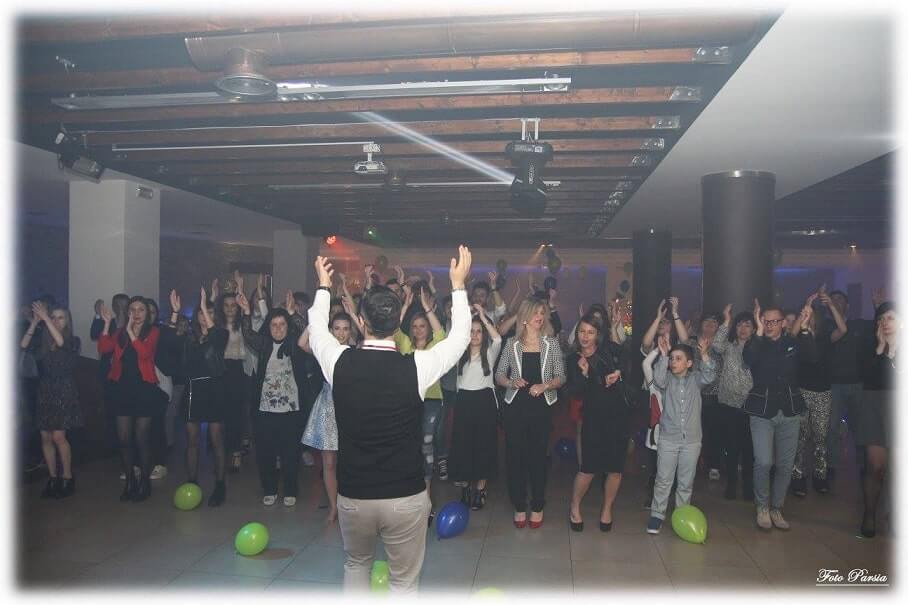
xmin=756 ymin=506 xmax=772 ymax=531
xmin=263 ymin=495 xmax=277 ymax=506
xmin=769 ymin=508 xmax=790 ymax=531
xmin=283 ymin=496 xmax=297 ymax=507
xmin=708 ymin=468 xmax=721 ymax=481
xmin=302 ymin=451 xmax=315 ymax=467
xmin=150 ymin=465 xmax=168 ymax=480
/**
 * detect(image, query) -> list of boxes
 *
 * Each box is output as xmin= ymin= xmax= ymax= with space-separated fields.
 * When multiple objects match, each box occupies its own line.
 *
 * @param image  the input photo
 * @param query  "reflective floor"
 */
xmin=17 ymin=428 xmax=892 ymax=593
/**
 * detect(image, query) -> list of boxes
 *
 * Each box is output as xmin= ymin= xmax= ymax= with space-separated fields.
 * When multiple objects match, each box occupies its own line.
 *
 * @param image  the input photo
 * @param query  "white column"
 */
xmin=69 ymin=179 xmax=160 ymax=358
xmin=273 ymin=230 xmax=321 ymax=300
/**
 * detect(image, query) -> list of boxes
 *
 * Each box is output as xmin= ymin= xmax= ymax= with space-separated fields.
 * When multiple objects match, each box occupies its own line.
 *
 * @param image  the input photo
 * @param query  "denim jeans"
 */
xmin=422 ymin=399 xmax=444 ymax=480
xmin=650 ymin=438 xmax=701 ymax=520
xmin=827 ymin=382 xmax=863 ymax=469
xmin=750 ymin=411 xmax=801 ymax=509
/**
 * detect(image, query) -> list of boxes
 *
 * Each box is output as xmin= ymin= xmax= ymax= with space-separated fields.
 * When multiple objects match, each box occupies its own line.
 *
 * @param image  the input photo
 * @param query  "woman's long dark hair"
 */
xmin=458 ymin=317 xmax=491 ymax=376
xmin=214 ymin=293 xmax=242 ymax=331
xmin=573 ymin=313 xmax=605 ymax=353
xmin=118 ymin=296 xmax=153 ymax=347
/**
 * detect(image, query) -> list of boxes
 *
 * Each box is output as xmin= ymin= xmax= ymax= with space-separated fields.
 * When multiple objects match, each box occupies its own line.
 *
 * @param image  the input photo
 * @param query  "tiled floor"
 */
xmin=17 ymin=433 xmax=892 ymax=593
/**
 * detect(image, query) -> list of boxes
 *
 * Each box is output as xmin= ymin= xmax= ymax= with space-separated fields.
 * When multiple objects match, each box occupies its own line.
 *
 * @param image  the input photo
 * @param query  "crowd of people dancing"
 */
xmin=19 ymin=245 xmax=896 ymax=591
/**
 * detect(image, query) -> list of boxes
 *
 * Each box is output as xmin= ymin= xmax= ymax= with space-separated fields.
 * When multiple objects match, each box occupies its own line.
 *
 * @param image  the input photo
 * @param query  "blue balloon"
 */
xmin=436 ymin=502 xmax=470 ymax=539
xmin=555 ymin=437 xmax=577 ymax=461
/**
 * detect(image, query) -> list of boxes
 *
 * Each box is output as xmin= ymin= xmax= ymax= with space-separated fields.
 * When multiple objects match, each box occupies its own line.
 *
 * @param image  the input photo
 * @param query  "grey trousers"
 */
xmin=750 ymin=411 xmax=801 ymax=509
xmin=650 ymin=438 xmax=701 ymax=520
xmin=792 ymin=389 xmax=832 ymax=480
xmin=337 ymin=490 xmax=431 ymax=594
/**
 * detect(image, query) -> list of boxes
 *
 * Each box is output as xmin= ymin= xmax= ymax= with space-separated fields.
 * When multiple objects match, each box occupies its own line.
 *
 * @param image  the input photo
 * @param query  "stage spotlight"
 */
xmin=55 ymin=130 xmax=105 ymax=180
xmin=506 ymin=140 xmax=553 ymax=217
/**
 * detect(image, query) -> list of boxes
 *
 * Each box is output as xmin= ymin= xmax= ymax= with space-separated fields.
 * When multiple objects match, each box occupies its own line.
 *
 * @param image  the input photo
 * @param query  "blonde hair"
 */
xmin=515 ymin=297 xmax=554 ymax=343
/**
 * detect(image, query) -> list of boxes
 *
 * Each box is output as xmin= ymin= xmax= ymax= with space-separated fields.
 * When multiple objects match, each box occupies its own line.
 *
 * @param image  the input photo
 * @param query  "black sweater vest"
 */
xmin=332 ymin=348 xmax=425 ymax=499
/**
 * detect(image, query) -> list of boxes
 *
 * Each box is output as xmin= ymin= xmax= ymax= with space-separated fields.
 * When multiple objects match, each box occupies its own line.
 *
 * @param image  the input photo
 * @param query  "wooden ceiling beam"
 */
xmin=152 ymin=153 xmax=649 ymax=176
xmin=83 ymin=116 xmax=679 ymax=146
xmin=182 ymin=173 xmax=643 ymax=187
xmin=33 ymin=87 xmax=698 ymax=126
xmin=24 ymin=48 xmax=713 ymax=95
xmin=110 ymin=137 xmax=664 ymax=162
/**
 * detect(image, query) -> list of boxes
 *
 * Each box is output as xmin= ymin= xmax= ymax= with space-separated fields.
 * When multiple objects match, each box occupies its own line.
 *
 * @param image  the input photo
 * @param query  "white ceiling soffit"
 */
xmin=16 ymin=142 xmax=298 ymax=247
xmin=606 ymin=5 xmax=894 ymax=237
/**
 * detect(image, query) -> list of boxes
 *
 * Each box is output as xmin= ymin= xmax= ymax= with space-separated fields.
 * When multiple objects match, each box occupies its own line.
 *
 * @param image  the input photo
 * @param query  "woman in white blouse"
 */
xmin=448 ymin=306 xmax=502 ymax=510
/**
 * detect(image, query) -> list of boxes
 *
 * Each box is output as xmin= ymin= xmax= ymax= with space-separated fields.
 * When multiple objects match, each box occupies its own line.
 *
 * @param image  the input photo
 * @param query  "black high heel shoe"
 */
xmin=132 ymin=476 xmax=151 ymax=502
xmin=57 ymin=477 xmax=75 ymax=499
xmin=471 ymin=489 xmax=487 ymax=511
xmin=569 ymin=513 xmax=584 ymax=532
xmin=859 ymin=511 xmax=877 ymax=539
xmin=599 ymin=521 xmax=613 ymax=532
xmin=41 ymin=477 xmax=61 ymax=499
xmin=120 ymin=475 xmax=137 ymax=502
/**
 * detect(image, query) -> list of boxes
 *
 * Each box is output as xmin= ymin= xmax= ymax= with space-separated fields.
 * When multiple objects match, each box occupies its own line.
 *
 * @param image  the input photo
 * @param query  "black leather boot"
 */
xmin=41 ymin=477 xmax=61 ymax=499
xmin=56 ymin=477 xmax=75 ymax=499
xmin=132 ymin=476 xmax=151 ymax=502
xmin=120 ymin=475 xmax=137 ymax=502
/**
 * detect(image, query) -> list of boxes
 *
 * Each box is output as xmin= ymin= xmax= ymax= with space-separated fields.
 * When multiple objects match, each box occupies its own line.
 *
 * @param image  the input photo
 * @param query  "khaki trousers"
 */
xmin=337 ymin=490 xmax=431 ymax=594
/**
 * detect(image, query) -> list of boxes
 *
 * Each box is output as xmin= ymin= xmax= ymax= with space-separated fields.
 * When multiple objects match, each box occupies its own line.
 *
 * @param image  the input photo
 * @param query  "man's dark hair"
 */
xmin=670 ymin=343 xmax=695 ymax=363
xmin=293 ymin=291 xmax=311 ymax=307
xmin=360 ymin=286 xmax=402 ymax=338
xmin=471 ymin=281 xmax=491 ymax=295
xmin=763 ymin=306 xmax=786 ymax=317
xmin=829 ymin=290 xmax=848 ymax=303
xmin=385 ymin=278 xmax=400 ymax=287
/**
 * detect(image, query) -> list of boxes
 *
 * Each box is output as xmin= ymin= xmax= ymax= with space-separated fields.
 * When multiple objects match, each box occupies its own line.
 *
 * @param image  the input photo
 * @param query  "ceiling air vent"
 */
xmin=214 ymin=48 xmax=276 ymax=99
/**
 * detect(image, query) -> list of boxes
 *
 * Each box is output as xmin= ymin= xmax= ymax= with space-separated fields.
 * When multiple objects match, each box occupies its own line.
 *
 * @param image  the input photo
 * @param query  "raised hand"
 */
xmin=579 ymin=303 xmax=585 ymax=318
xmin=402 ymin=288 xmax=414 ymax=311
xmin=723 ymin=303 xmax=733 ymax=323
xmin=449 ymin=245 xmax=472 ymax=290
xmin=875 ymin=320 xmax=886 ymax=354
xmin=210 ymin=278 xmax=219 ymax=302
xmin=393 ymin=265 xmax=405 ymax=283
xmin=256 ymin=273 xmax=265 ymax=297
xmin=805 ymin=292 xmax=819 ymax=308
xmin=548 ymin=289 xmax=558 ymax=306
xmin=234 ymin=270 xmax=245 ymax=297
xmin=657 ymin=299 xmax=668 ymax=319
xmin=100 ymin=303 xmax=113 ymax=325
xmin=236 ymin=291 xmax=251 ymax=315
xmin=577 ymin=355 xmax=590 ymax=377
xmin=31 ymin=301 xmax=48 ymax=323
xmin=285 ymin=290 xmax=297 ymax=315
xmin=669 ymin=296 xmax=680 ymax=316
xmin=698 ymin=335 xmax=711 ymax=359
xmin=819 ymin=292 xmax=833 ymax=307
xmin=657 ymin=333 xmax=670 ymax=357
xmin=426 ymin=270 xmax=435 ymax=291
xmin=338 ymin=272 xmax=347 ymax=286
xmin=419 ymin=287 xmax=435 ymax=312
xmin=169 ymin=289 xmax=181 ymax=314
xmin=488 ymin=271 xmax=498 ymax=286
xmin=798 ymin=303 xmax=813 ymax=328
xmin=200 ymin=287 xmax=208 ymax=313
xmin=315 ymin=256 xmax=334 ymax=288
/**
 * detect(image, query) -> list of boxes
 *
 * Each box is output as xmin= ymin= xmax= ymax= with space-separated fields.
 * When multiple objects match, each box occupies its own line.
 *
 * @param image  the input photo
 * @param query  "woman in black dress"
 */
xmin=98 ymin=296 xmax=165 ymax=502
xmin=567 ymin=314 xmax=629 ymax=532
xmin=162 ymin=288 xmax=229 ymax=506
xmin=857 ymin=301 xmax=898 ymax=538
xmin=20 ymin=301 xmax=82 ymax=498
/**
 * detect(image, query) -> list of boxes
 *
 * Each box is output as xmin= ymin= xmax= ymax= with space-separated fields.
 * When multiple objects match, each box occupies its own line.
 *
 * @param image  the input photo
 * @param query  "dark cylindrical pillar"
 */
xmin=701 ymin=170 xmax=775 ymax=319
xmin=630 ymin=229 xmax=672 ymax=388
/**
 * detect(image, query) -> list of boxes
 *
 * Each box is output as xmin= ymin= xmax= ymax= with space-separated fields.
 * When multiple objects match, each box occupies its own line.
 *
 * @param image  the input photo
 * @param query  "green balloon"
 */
xmin=671 ymin=504 xmax=707 ymax=544
xmin=235 ymin=522 xmax=270 ymax=556
xmin=173 ymin=482 xmax=202 ymax=511
xmin=371 ymin=560 xmax=390 ymax=593
xmin=623 ymin=262 xmax=633 ymax=276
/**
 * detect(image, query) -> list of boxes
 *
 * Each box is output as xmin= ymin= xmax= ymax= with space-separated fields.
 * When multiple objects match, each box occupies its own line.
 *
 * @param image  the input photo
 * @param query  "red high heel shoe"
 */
xmin=513 ymin=513 xmax=527 ymax=529
xmin=529 ymin=513 xmax=544 ymax=529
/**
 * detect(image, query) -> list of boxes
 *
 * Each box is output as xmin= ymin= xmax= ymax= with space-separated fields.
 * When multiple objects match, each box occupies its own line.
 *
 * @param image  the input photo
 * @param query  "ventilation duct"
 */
xmin=214 ymin=47 xmax=276 ymax=98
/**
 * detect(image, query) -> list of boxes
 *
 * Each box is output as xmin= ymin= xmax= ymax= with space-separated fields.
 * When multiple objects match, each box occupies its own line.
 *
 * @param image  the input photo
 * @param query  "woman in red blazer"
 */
xmin=98 ymin=296 xmax=165 ymax=502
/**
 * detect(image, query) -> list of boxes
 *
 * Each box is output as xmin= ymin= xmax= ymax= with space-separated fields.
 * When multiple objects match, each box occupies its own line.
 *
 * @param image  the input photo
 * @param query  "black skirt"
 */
xmin=449 ymin=388 xmax=499 ymax=482
xmin=183 ymin=376 xmax=227 ymax=423
xmin=579 ymin=388 xmax=630 ymax=475
xmin=110 ymin=379 xmax=168 ymax=418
